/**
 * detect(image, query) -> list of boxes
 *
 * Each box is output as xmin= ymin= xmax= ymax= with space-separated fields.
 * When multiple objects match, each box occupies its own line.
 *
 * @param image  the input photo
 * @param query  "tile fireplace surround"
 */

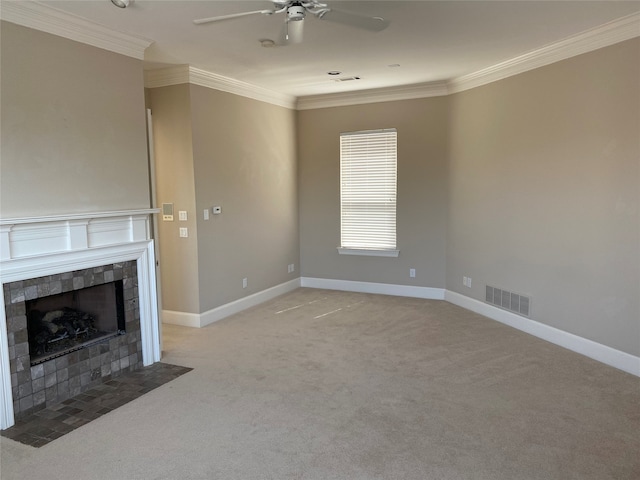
xmin=0 ymin=209 xmax=161 ymax=430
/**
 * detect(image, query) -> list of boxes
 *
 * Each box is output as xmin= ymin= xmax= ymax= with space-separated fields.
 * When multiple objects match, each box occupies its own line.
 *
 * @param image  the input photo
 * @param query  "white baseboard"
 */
xmin=445 ymin=290 xmax=640 ymax=377
xmin=199 ymin=278 xmax=301 ymax=327
xmin=163 ymin=278 xmax=301 ymax=328
xmin=161 ymin=310 xmax=201 ymax=328
xmin=300 ymin=277 xmax=446 ymax=300
xmin=162 ymin=276 xmax=638 ymax=377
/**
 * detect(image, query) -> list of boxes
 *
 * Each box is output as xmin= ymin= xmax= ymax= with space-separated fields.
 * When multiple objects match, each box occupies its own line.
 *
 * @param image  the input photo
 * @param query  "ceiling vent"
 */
xmin=334 ymin=76 xmax=361 ymax=82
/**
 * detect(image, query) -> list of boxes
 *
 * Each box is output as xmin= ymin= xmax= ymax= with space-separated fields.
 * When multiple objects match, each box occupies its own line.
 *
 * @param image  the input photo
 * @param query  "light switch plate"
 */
xmin=178 ymin=211 xmax=188 ymax=221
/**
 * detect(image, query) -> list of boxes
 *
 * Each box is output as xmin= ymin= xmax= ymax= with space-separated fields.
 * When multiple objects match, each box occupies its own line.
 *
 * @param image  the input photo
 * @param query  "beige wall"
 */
xmin=190 ymin=86 xmax=299 ymax=311
xmin=447 ymin=38 xmax=640 ymax=356
xmin=0 ymin=22 xmax=150 ymax=217
xmin=147 ymin=85 xmax=299 ymax=314
xmin=146 ymin=85 xmax=200 ymax=314
xmin=298 ymin=98 xmax=449 ymax=288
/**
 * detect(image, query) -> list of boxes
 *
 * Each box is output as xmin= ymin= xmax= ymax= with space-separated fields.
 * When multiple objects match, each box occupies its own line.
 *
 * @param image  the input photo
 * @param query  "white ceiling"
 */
xmin=21 ymin=1 xmax=640 ymax=97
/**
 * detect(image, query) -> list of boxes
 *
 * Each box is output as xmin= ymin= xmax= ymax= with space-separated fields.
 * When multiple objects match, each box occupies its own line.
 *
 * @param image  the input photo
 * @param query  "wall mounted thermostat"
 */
xmin=162 ymin=203 xmax=174 ymax=221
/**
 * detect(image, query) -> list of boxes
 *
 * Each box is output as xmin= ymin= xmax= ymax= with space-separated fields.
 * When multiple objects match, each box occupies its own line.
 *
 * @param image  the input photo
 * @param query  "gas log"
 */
xmin=28 ymin=308 xmax=97 ymax=355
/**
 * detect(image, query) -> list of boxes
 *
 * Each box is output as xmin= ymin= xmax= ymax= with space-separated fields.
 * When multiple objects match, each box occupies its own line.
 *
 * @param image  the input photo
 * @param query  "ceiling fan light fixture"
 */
xmin=260 ymin=39 xmax=276 ymax=48
xmin=111 ymin=0 xmax=130 ymax=8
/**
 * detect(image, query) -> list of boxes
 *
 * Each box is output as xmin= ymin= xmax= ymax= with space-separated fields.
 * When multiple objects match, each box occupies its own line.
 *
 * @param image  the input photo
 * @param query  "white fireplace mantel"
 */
xmin=0 ymin=209 xmax=161 ymax=429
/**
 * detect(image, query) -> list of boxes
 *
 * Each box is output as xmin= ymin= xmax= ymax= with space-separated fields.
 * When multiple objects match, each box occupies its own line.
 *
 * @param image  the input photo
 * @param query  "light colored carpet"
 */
xmin=1 ymin=288 xmax=639 ymax=480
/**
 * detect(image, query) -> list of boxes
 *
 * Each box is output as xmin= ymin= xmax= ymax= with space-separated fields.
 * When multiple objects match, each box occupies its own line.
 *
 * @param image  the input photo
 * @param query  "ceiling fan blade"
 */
xmin=193 ymin=10 xmax=273 ymax=25
xmin=317 ymin=8 xmax=389 ymax=32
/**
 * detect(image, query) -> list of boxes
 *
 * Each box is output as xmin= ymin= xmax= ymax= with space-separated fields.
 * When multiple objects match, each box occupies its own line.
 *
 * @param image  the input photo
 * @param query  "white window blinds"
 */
xmin=340 ymin=128 xmax=397 ymax=252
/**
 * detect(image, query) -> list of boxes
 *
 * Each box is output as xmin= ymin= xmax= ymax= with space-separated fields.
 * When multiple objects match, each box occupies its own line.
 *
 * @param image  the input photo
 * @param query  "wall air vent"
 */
xmin=485 ymin=285 xmax=531 ymax=317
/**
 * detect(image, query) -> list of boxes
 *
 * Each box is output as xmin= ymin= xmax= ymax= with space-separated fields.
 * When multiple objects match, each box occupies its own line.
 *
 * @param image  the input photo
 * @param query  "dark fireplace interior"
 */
xmin=26 ymin=281 xmax=126 ymax=365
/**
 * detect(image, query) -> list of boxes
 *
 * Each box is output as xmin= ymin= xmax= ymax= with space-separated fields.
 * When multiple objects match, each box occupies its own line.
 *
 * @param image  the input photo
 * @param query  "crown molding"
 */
xmin=0 ymin=1 xmax=151 ymax=59
xmin=299 ymin=11 xmax=640 ymax=107
xmin=296 ymin=81 xmax=449 ymax=110
xmin=189 ymin=67 xmax=297 ymax=109
xmin=4 ymin=2 xmax=637 ymax=108
xmin=144 ymin=66 xmax=296 ymax=109
xmin=448 ymin=11 xmax=640 ymax=94
xmin=143 ymin=66 xmax=191 ymax=88
xmin=144 ymin=65 xmax=443 ymax=111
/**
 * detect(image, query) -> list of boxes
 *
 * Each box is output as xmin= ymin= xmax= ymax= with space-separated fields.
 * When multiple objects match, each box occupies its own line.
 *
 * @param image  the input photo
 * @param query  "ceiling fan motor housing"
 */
xmin=287 ymin=5 xmax=306 ymax=21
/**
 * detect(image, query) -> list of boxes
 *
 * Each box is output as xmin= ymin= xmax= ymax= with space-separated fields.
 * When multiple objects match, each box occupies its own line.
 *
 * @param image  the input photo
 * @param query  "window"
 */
xmin=339 ymin=128 xmax=398 ymax=257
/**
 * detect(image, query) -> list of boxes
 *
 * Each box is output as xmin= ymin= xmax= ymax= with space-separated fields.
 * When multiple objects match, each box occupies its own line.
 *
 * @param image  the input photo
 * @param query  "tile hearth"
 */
xmin=1 ymin=362 xmax=192 ymax=447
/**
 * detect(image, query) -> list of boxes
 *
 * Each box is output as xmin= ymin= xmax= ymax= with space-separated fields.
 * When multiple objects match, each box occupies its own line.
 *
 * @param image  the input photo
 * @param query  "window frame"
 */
xmin=338 ymin=128 xmax=399 ymax=258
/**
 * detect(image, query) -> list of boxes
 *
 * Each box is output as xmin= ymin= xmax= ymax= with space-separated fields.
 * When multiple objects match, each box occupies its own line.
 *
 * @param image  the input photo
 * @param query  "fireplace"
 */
xmin=26 ymin=280 xmax=126 ymax=365
xmin=0 ymin=210 xmax=161 ymax=429
xmin=4 ymin=261 xmax=143 ymax=418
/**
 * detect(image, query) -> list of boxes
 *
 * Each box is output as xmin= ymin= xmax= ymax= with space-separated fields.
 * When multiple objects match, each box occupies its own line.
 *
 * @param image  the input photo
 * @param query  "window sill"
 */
xmin=337 ymin=248 xmax=400 ymax=258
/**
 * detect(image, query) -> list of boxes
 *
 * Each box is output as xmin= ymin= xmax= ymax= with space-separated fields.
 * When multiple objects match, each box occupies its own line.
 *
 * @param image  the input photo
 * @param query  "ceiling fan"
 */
xmin=193 ymin=1 xmax=390 ymax=45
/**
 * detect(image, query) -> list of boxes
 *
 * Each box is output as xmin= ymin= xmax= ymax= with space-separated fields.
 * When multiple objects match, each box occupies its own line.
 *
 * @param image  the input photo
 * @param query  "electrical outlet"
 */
xmin=409 ymin=268 xmax=416 ymax=278
xmin=287 ymin=264 xmax=295 ymax=273
xmin=467 ymin=277 xmax=472 ymax=288
xmin=179 ymin=228 xmax=188 ymax=238
xmin=242 ymin=278 xmax=248 ymax=289
xmin=463 ymin=276 xmax=468 ymax=287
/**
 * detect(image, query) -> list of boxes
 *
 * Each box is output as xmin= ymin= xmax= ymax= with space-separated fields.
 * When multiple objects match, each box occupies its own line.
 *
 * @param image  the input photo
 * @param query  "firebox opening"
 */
xmin=26 ymin=280 xmax=126 ymax=366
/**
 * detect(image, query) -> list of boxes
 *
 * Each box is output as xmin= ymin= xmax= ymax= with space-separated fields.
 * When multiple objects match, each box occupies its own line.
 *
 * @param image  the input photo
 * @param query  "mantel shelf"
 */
xmin=0 ymin=209 xmax=160 ymax=263
xmin=0 ymin=208 xmax=160 ymax=226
